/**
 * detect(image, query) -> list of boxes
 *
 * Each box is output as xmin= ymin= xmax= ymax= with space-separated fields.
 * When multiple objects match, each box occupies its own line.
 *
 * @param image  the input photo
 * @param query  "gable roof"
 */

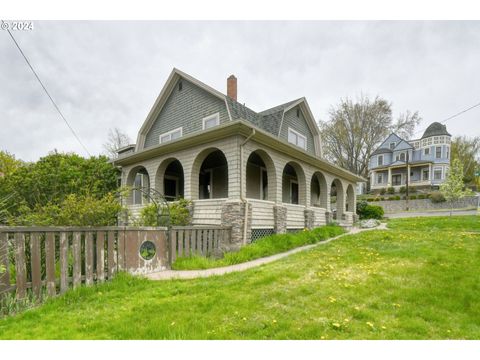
xmin=421 ymin=122 xmax=451 ymax=139
xmin=135 ymin=68 xmax=323 ymax=157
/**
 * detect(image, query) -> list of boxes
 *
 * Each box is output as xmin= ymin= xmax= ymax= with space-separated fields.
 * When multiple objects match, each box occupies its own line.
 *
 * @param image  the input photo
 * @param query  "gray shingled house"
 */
xmin=114 ymin=68 xmax=363 ymax=246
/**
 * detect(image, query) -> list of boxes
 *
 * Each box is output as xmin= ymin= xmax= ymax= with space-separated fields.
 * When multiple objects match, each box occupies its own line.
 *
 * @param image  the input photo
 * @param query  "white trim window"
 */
xmin=377 ymin=173 xmax=384 ymax=184
xmin=389 ymin=142 xmax=396 ymax=150
xmin=159 ymin=127 xmax=182 ymax=144
xmin=287 ymin=127 xmax=307 ymax=150
xmin=435 ymin=146 xmax=442 ymax=159
xmin=377 ymin=155 xmax=384 ymax=166
xmin=422 ymin=168 xmax=429 ymax=181
xmin=433 ymin=167 xmax=443 ymax=180
xmin=202 ymin=113 xmax=220 ymax=130
xmin=424 ymin=147 xmax=430 ymax=156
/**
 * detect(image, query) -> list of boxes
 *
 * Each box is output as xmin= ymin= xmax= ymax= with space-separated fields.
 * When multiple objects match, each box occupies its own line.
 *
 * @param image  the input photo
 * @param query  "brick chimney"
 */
xmin=227 ymin=75 xmax=237 ymax=101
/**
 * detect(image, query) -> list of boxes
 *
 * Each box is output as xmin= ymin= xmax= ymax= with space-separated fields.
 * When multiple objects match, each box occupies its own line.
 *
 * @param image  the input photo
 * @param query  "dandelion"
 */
xmin=366 ymin=322 xmax=374 ymax=328
xmin=272 ymin=319 xmax=277 ymax=324
xmin=381 ymin=326 xmax=387 ymax=330
xmin=170 ymin=321 xmax=176 ymax=326
xmin=242 ymin=317 xmax=247 ymax=321
xmin=321 ymin=336 xmax=325 ymax=339
xmin=328 ymin=296 xmax=336 ymax=303
xmin=344 ymin=318 xmax=350 ymax=323
xmin=354 ymin=306 xmax=360 ymax=311
xmin=332 ymin=323 xmax=341 ymax=328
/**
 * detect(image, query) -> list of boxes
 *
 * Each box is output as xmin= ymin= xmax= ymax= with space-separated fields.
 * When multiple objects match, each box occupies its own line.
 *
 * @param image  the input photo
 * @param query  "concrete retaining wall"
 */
xmin=373 ymin=196 xmax=479 ymax=213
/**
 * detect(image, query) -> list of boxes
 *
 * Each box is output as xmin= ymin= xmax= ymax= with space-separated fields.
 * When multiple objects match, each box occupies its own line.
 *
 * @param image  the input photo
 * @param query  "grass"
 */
xmin=172 ymin=224 xmax=345 ymax=270
xmin=0 ymin=215 xmax=479 ymax=339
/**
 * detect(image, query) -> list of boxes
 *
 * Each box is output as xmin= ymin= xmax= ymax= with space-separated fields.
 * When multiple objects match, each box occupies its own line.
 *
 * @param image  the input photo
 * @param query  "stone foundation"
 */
xmin=304 ymin=209 xmax=315 ymax=230
xmin=273 ymin=205 xmax=287 ymax=234
xmin=221 ymin=201 xmax=252 ymax=251
xmin=373 ymin=196 xmax=479 ymax=213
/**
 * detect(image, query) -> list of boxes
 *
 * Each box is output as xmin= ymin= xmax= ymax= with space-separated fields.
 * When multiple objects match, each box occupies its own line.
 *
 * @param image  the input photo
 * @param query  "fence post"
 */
xmin=85 ymin=231 xmax=94 ymax=285
xmin=59 ymin=232 xmax=69 ymax=294
xmin=45 ymin=232 xmax=56 ymax=297
xmin=169 ymin=228 xmax=176 ymax=265
xmin=107 ymin=230 xmax=116 ymax=279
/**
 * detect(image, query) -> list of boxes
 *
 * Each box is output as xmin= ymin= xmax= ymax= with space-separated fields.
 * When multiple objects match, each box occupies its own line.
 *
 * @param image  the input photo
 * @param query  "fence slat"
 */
xmin=107 ymin=231 xmax=116 ymax=279
xmin=45 ymin=232 xmax=56 ymax=297
xmin=170 ymin=229 xmax=177 ymax=264
xmin=96 ymin=231 xmax=105 ymax=282
xmin=214 ymin=229 xmax=219 ymax=252
xmin=207 ymin=230 xmax=214 ymax=254
xmin=85 ymin=232 xmax=94 ymax=285
xmin=72 ymin=232 xmax=81 ymax=289
xmin=30 ymin=233 xmax=42 ymax=299
xmin=0 ymin=232 xmax=10 ymax=293
xmin=14 ymin=233 xmax=27 ymax=299
xmin=117 ymin=230 xmax=125 ymax=271
xmin=184 ymin=229 xmax=190 ymax=257
xmin=190 ymin=229 xmax=197 ymax=255
xmin=59 ymin=232 xmax=68 ymax=293
xmin=177 ymin=230 xmax=183 ymax=258
xmin=202 ymin=230 xmax=208 ymax=255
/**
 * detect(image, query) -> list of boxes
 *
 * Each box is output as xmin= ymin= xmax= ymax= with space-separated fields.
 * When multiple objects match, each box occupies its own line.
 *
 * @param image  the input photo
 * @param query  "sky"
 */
xmin=1 ymin=21 xmax=480 ymax=161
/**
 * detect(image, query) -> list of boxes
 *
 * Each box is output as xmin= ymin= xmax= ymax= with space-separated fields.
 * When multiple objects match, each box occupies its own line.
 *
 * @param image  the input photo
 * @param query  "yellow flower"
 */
xmin=354 ymin=306 xmax=360 ymax=311
xmin=332 ymin=323 xmax=341 ymax=328
xmin=381 ymin=326 xmax=386 ymax=330
xmin=344 ymin=318 xmax=350 ymax=323
xmin=366 ymin=322 xmax=374 ymax=328
xmin=170 ymin=321 xmax=175 ymax=326
xmin=242 ymin=317 xmax=247 ymax=321
xmin=272 ymin=319 xmax=277 ymax=323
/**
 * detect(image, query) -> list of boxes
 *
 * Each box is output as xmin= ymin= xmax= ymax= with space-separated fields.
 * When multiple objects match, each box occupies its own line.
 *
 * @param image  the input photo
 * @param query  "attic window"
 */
xmin=296 ymin=108 xmax=300 ymax=117
xmin=178 ymin=80 xmax=183 ymax=91
xmin=287 ymin=127 xmax=307 ymax=150
xmin=389 ymin=142 xmax=396 ymax=150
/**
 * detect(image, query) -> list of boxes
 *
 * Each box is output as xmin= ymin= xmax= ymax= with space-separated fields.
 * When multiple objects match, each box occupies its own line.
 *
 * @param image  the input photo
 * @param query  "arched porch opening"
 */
xmin=310 ymin=171 xmax=328 ymax=208
xmin=156 ymin=158 xmax=184 ymax=201
xmin=246 ymin=150 xmax=276 ymax=201
xmin=330 ymin=178 xmax=344 ymax=219
xmin=125 ymin=166 xmax=150 ymax=205
xmin=282 ymin=162 xmax=306 ymax=205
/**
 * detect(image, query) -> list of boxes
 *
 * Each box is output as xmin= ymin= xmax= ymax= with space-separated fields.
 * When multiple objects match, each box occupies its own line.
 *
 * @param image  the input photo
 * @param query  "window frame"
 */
xmin=433 ymin=167 xmax=443 ymax=180
xmin=289 ymin=179 xmax=299 ymax=204
xmin=424 ymin=147 xmax=430 ymax=156
xmin=422 ymin=168 xmax=429 ymax=181
xmin=389 ymin=142 xmax=396 ymax=150
xmin=159 ymin=127 xmax=183 ymax=144
xmin=287 ymin=127 xmax=307 ymax=150
xmin=377 ymin=155 xmax=384 ymax=166
xmin=259 ymin=167 xmax=268 ymax=201
xmin=202 ymin=113 xmax=220 ymax=130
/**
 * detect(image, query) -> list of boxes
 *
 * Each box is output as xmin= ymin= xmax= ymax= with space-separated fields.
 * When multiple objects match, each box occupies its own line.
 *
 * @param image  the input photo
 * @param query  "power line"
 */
xmin=2 ymin=20 xmax=91 ymax=157
xmin=413 ymin=101 xmax=480 ymax=137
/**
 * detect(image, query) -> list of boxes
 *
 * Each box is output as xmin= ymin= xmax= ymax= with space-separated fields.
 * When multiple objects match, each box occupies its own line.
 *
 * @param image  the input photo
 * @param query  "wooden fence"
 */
xmin=0 ymin=225 xmax=231 ymax=300
xmin=169 ymin=226 xmax=231 ymax=263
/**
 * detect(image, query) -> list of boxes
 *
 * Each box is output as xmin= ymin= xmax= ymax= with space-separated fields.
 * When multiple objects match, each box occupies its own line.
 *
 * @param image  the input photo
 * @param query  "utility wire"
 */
xmin=413 ymin=101 xmax=480 ymax=137
xmin=2 ymin=20 xmax=91 ymax=156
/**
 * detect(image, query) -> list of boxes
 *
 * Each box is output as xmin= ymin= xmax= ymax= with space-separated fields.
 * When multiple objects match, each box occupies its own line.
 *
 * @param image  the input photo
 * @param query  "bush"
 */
xmin=409 ymin=195 xmax=417 ymax=200
xmin=430 ymin=191 xmax=446 ymax=203
xmin=137 ymin=198 xmax=192 ymax=226
xmin=387 ymin=187 xmax=395 ymax=194
xmin=417 ymin=194 xmax=426 ymax=199
xmin=380 ymin=188 xmax=386 ymax=195
xmin=399 ymin=186 xmax=406 ymax=194
xmin=394 ymin=195 xmax=401 ymax=200
xmin=366 ymin=198 xmax=374 ymax=202
xmin=357 ymin=200 xmax=384 ymax=220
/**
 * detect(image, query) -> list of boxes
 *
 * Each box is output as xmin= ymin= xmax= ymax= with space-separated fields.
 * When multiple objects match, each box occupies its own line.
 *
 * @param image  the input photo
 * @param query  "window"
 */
xmin=400 ymin=152 xmax=406 ymax=161
xmin=377 ymin=173 xmax=383 ymax=184
xmin=133 ymin=172 xmax=149 ymax=205
xmin=296 ymin=108 xmax=300 ymax=117
xmin=446 ymin=146 xmax=450 ymax=159
xmin=392 ymin=174 xmax=402 ymax=186
xmin=390 ymin=142 xmax=396 ymax=150
xmin=422 ymin=169 xmax=429 ymax=181
xmin=435 ymin=146 xmax=442 ymax=159
xmin=178 ymin=80 xmax=183 ymax=91
xmin=434 ymin=168 xmax=442 ymax=180
xmin=287 ymin=128 xmax=307 ymax=150
xmin=260 ymin=168 xmax=268 ymax=200
xmin=424 ymin=148 xmax=430 ymax=156
xmin=290 ymin=180 xmax=299 ymax=204
xmin=377 ymin=155 xmax=383 ymax=166
xmin=203 ymin=113 xmax=220 ymax=130
xmin=159 ymin=127 xmax=182 ymax=144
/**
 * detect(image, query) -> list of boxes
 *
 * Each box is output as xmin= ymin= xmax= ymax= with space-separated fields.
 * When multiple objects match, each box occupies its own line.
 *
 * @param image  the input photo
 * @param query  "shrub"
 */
xmin=366 ymin=198 xmax=374 ymax=202
xmin=417 ymin=194 xmax=426 ymax=199
xmin=387 ymin=187 xmax=395 ymax=195
xmin=137 ymin=198 xmax=192 ymax=226
xmin=357 ymin=201 xmax=384 ymax=220
xmin=430 ymin=191 xmax=446 ymax=203
xmin=399 ymin=186 xmax=406 ymax=194
xmin=394 ymin=195 xmax=401 ymax=200
xmin=409 ymin=195 xmax=417 ymax=200
xmin=380 ymin=188 xmax=386 ymax=195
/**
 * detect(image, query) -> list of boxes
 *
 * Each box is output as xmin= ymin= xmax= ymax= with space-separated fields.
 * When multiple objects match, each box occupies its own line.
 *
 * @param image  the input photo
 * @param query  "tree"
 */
xmin=0 ymin=150 xmax=22 ymax=177
xmin=450 ymin=136 xmax=480 ymax=187
xmin=440 ymin=159 xmax=471 ymax=216
xmin=103 ymin=128 xmax=131 ymax=159
xmin=319 ymin=95 xmax=421 ymax=177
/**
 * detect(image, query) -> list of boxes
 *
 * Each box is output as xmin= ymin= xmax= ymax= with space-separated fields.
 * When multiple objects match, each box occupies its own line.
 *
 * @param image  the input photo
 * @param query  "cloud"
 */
xmin=1 ymin=21 xmax=479 ymax=161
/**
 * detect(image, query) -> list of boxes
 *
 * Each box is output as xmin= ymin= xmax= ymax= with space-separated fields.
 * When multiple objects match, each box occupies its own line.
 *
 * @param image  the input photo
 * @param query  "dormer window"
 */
xmin=389 ymin=142 xmax=396 ymax=150
xmin=377 ymin=155 xmax=384 ymax=166
xmin=160 ymin=127 xmax=182 ymax=144
xmin=288 ymin=127 xmax=307 ymax=150
xmin=203 ymin=113 xmax=220 ymax=130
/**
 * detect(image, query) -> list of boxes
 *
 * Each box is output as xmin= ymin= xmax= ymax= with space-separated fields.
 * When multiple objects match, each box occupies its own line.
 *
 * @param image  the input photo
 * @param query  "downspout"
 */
xmin=240 ymin=127 xmax=256 ymax=245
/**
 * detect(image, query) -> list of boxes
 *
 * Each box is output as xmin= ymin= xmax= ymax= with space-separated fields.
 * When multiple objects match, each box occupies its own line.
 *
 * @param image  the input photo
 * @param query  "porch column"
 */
xmin=429 ymin=163 xmax=432 ymax=182
xmin=371 ymin=170 xmax=376 ymax=187
xmin=387 ymin=168 xmax=392 ymax=187
xmin=407 ymin=164 xmax=411 ymax=185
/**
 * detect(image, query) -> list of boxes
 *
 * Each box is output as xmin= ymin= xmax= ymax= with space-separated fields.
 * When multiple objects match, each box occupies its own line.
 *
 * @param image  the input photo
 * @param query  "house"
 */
xmin=113 ymin=68 xmax=363 ymax=246
xmin=368 ymin=122 xmax=451 ymax=192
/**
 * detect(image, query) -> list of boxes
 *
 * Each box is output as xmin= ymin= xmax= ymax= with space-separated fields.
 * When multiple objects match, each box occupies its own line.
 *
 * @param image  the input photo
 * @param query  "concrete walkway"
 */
xmin=146 ymin=223 xmax=388 ymax=281
xmin=386 ymin=208 xmax=478 ymax=219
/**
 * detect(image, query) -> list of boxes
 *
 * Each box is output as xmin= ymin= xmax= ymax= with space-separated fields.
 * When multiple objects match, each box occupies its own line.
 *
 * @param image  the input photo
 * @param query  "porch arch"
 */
xmin=330 ymin=178 xmax=345 ymax=219
xmin=191 ymin=148 xmax=229 ymax=200
xmin=310 ymin=171 xmax=328 ymax=208
xmin=125 ymin=165 xmax=150 ymax=205
xmin=245 ymin=149 xmax=277 ymax=201
xmin=281 ymin=161 xmax=306 ymax=205
xmin=155 ymin=158 xmax=185 ymax=201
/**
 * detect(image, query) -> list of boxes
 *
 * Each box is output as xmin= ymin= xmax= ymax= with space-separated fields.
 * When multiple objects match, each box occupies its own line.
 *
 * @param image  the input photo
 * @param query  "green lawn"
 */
xmin=0 ymin=216 xmax=479 ymax=339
